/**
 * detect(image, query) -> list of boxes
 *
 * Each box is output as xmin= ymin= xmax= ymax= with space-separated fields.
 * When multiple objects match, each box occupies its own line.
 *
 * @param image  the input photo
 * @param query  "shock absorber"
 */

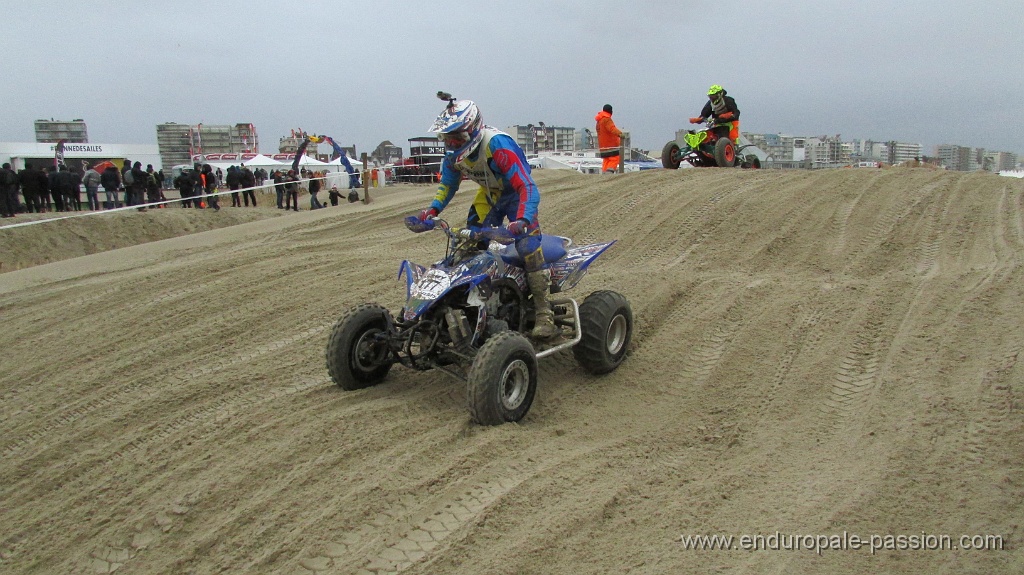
xmin=445 ymin=309 xmax=472 ymax=348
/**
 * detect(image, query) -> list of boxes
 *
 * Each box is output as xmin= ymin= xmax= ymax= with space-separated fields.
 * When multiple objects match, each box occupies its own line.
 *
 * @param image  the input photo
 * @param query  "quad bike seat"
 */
xmin=495 ymin=234 xmax=571 ymax=267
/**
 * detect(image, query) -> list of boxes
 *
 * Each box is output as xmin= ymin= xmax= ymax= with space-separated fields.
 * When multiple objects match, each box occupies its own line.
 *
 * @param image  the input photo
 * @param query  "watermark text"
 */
xmin=679 ymin=531 xmax=1004 ymax=555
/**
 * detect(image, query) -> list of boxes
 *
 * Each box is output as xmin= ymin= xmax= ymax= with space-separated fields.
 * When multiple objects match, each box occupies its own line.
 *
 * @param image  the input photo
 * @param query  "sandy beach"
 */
xmin=1 ymin=167 xmax=1021 ymax=574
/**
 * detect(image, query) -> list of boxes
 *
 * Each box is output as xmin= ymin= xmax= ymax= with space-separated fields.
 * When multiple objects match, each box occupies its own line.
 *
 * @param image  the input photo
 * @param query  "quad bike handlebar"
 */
xmin=404 ymin=215 xmax=518 ymax=244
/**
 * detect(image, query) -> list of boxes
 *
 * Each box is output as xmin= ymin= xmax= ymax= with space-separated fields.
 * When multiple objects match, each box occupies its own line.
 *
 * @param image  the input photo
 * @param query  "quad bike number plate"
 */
xmin=411 ymin=269 xmax=451 ymax=300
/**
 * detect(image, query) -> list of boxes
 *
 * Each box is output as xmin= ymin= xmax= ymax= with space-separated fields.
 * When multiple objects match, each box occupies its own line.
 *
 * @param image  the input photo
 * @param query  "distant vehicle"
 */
xmin=662 ymin=120 xmax=761 ymax=169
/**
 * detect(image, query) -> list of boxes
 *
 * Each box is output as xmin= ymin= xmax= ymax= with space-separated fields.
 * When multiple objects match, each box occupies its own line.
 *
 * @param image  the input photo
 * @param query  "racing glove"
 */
xmin=418 ymin=207 xmax=438 ymax=221
xmin=506 ymin=219 xmax=529 ymax=236
xmin=717 ymin=112 xmax=735 ymax=121
xmin=689 ymin=117 xmax=704 ymax=124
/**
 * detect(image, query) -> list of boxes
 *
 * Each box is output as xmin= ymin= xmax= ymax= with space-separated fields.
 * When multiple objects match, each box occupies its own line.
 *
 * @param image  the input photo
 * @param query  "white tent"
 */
xmin=327 ymin=156 xmax=359 ymax=169
xmin=295 ymin=155 xmax=329 ymax=167
xmin=238 ymin=154 xmax=279 ymax=168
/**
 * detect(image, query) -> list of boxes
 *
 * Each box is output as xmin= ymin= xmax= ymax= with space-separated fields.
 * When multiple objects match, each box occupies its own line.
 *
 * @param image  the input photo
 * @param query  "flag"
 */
xmin=196 ymin=123 xmax=203 ymax=155
xmin=54 ymin=139 xmax=66 ymax=169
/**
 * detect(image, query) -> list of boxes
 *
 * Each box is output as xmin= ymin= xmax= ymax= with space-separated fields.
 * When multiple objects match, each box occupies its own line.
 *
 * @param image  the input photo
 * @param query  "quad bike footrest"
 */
xmin=535 ymin=297 xmax=581 ymax=359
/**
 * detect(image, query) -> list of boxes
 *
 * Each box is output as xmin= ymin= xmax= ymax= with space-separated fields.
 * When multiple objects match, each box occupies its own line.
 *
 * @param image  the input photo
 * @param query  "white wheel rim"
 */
xmin=606 ymin=314 xmax=628 ymax=355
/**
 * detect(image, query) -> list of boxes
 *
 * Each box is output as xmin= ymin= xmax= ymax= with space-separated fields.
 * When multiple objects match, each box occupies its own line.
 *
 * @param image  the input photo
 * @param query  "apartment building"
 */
xmin=156 ymin=122 xmax=257 ymax=169
xmin=35 ymin=119 xmax=89 ymax=143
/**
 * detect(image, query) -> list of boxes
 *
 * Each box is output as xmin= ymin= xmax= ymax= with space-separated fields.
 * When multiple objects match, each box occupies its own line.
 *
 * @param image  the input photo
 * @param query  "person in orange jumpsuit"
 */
xmin=595 ymin=104 xmax=624 ymax=173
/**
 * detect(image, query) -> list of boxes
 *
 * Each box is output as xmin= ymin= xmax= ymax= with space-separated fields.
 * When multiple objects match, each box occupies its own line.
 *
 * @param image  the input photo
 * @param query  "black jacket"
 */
xmin=101 ymin=167 xmax=120 ymax=190
xmin=19 ymin=167 xmax=41 ymax=193
xmin=700 ymin=92 xmax=740 ymax=123
xmin=53 ymin=169 xmax=76 ymax=194
xmin=130 ymin=166 xmax=148 ymax=190
xmin=240 ymin=168 xmax=256 ymax=187
xmin=226 ymin=167 xmax=241 ymax=189
xmin=175 ymin=172 xmax=194 ymax=193
xmin=1 ymin=167 xmax=17 ymax=193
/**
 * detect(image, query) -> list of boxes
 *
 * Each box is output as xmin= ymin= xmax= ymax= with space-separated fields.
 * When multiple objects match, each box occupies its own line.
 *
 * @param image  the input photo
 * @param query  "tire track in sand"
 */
xmin=666 ymin=279 xmax=763 ymax=396
xmin=1 ymin=324 xmax=329 ymax=460
xmin=666 ymin=188 xmax=744 ymax=268
xmin=962 ymin=347 xmax=1020 ymax=466
xmin=297 ymin=477 xmax=524 ymax=574
xmin=758 ymin=305 xmax=825 ymax=415
xmin=0 ymin=374 xmax=332 ymax=559
xmin=292 ymin=434 xmax=623 ymax=575
xmin=820 ymin=318 xmax=882 ymax=425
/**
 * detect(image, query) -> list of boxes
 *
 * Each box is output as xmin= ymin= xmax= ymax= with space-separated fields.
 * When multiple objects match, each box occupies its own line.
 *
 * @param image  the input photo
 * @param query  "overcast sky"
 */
xmin=3 ymin=0 xmax=1022 ymax=157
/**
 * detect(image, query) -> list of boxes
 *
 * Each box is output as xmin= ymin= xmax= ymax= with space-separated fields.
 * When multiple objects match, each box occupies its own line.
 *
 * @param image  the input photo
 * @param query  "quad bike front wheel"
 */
xmin=326 ymin=303 xmax=394 ymax=390
xmin=573 ymin=290 xmax=633 ymax=374
xmin=714 ymin=138 xmax=736 ymax=167
xmin=662 ymin=141 xmax=682 ymax=169
xmin=468 ymin=331 xmax=538 ymax=425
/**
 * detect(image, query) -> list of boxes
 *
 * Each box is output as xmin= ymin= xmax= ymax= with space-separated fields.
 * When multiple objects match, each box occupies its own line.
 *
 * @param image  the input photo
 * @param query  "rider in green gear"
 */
xmin=689 ymin=84 xmax=741 ymax=143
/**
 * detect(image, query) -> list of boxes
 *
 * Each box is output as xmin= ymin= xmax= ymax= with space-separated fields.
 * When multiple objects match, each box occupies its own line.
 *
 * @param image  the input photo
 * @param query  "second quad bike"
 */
xmin=325 ymin=217 xmax=633 ymax=425
xmin=662 ymin=119 xmax=761 ymax=169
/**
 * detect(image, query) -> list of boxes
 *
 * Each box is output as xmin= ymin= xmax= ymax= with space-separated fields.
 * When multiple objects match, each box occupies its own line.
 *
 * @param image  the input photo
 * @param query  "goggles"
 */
xmin=440 ymin=130 xmax=470 ymax=149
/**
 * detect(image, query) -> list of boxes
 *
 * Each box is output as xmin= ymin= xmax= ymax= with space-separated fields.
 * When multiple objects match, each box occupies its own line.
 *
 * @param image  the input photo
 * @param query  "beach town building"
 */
xmin=937 ymin=145 xmax=1019 ymax=172
xmin=745 ymin=133 xmax=930 ymax=169
xmin=743 ymin=133 xmax=808 ymax=168
xmin=156 ymin=122 xmax=258 ymax=170
xmin=35 ymin=119 xmax=89 ymax=143
xmin=936 ymin=144 xmax=978 ymax=171
xmin=986 ymin=151 xmax=1019 ymax=172
xmin=371 ymin=141 xmax=403 ymax=166
xmin=804 ymin=135 xmax=853 ymax=169
xmin=886 ymin=141 xmax=924 ymax=165
xmin=849 ymin=139 xmax=888 ymax=163
xmin=506 ymin=124 xmax=577 ymax=154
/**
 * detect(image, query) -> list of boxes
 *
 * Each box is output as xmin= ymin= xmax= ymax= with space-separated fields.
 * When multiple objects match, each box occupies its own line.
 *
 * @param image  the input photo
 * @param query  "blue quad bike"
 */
xmin=325 ymin=217 xmax=632 ymax=425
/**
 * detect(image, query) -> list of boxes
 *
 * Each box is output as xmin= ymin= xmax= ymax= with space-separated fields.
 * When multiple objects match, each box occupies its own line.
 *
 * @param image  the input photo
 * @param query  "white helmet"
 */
xmin=428 ymin=99 xmax=484 ymax=163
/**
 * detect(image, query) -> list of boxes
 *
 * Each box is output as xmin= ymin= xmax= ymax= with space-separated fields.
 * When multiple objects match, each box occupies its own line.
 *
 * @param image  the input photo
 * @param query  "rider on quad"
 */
xmin=413 ymin=95 xmax=560 ymax=340
xmin=689 ymin=84 xmax=740 ymax=143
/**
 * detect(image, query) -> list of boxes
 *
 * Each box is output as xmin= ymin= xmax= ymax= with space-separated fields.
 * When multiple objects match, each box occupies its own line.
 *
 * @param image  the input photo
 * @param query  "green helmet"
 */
xmin=707 ymin=84 xmax=724 ymax=96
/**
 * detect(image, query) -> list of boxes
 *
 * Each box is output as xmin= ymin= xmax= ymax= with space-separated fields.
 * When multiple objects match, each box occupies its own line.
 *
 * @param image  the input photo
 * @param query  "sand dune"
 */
xmin=1 ymin=168 xmax=1021 ymax=574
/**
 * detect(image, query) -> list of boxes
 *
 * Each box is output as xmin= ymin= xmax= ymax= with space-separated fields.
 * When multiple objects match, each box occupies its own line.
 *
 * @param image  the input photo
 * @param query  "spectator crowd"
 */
xmin=0 ymin=161 xmax=362 ymax=220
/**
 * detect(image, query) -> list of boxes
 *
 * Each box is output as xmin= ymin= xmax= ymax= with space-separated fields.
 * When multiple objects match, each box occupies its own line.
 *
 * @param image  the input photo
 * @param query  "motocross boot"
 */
xmin=527 ymin=269 xmax=560 ymax=340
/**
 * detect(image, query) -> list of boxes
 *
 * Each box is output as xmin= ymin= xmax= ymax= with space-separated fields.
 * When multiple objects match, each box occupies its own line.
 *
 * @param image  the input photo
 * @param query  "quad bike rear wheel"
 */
xmin=573 ymin=290 xmax=633 ymax=374
xmin=326 ymin=303 xmax=394 ymax=390
xmin=714 ymin=138 xmax=736 ymax=168
xmin=468 ymin=331 xmax=538 ymax=425
xmin=662 ymin=141 xmax=682 ymax=170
